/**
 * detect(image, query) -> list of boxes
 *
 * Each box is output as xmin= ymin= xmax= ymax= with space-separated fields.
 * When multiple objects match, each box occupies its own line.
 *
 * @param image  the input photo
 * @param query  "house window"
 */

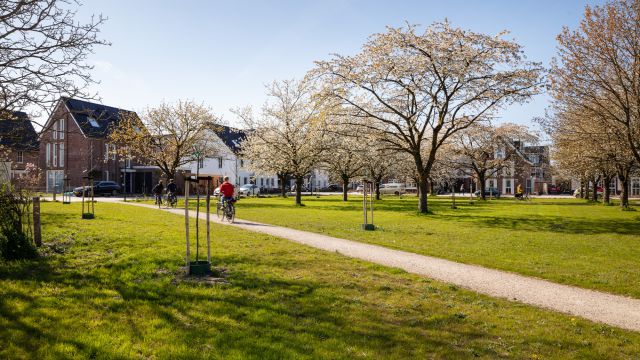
xmin=105 ymin=170 xmax=109 ymax=181
xmin=632 ymin=179 xmax=640 ymax=196
xmin=198 ymin=158 xmax=204 ymax=169
xmin=88 ymin=117 xmax=99 ymax=128
xmin=218 ymin=157 xmax=223 ymax=168
xmin=271 ymin=178 xmax=274 ymax=187
xmin=16 ymin=151 xmax=23 ymax=163
xmin=505 ymin=179 xmax=512 ymax=194
xmin=52 ymin=122 xmax=57 ymax=140
xmin=45 ymin=143 xmax=51 ymax=167
xmin=59 ymin=143 xmax=64 ymax=167
xmin=527 ymin=154 xmax=540 ymax=164
xmin=52 ymin=143 xmax=58 ymax=167
xmin=495 ymin=148 xmax=505 ymax=159
xmin=260 ymin=178 xmax=264 ymax=186
xmin=59 ymin=119 xmax=65 ymax=140
xmin=243 ymin=177 xmax=247 ymax=185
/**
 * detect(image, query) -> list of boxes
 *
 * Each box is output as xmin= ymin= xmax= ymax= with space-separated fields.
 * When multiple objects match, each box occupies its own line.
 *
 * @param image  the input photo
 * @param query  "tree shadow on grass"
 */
xmin=440 ymin=213 xmax=640 ymax=236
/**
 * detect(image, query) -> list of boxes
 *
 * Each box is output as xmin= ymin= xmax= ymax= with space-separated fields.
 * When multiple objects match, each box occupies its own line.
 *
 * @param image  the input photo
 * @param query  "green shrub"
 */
xmin=0 ymin=229 xmax=37 ymax=261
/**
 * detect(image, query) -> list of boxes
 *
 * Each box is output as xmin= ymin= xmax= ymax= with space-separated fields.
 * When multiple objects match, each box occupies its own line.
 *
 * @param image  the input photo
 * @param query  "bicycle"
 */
xmin=154 ymin=193 xmax=163 ymax=208
xmin=165 ymin=191 xmax=178 ymax=208
xmin=515 ymin=192 xmax=530 ymax=201
xmin=216 ymin=196 xmax=236 ymax=223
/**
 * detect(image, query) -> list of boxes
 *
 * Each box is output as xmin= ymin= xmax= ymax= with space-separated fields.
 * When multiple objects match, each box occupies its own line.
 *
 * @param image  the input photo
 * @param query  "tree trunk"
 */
xmin=579 ymin=179 xmax=585 ymax=199
xmin=295 ymin=176 xmax=303 ymax=206
xmin=591 ymin=176 xmax=599 ymax=202
xmin=618 ymin=172 xmax=630 ymax=208
xmin=278 ymin=173 xmax=287 ymax=197
xmin=603 ymin=174 xmax=612 ymax=204
xmin=374 ymin=180 xmax=381 ymax=200
xmin=478 ymin=173 xmax=487 ymax=200
xmin=418 ymin=176 xmax=429 ymax=213
xmin=341 ymin=175 xmax=349 ymax=201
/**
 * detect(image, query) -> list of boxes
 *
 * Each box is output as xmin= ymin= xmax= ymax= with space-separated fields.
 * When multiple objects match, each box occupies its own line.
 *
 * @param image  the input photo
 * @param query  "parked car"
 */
xmin=574 ymin=186 xmax=603 ymax=198
xmin=73 ymin=181 xmax=121 ymax=197
xmin=320 ymin=184 xmax=342 ymax=192
xmin=238 ymin=184 xmax=260 ymax=196
xmin=474 ymin=187 xmax=501 ymax=198
xmin=379 ymin=183 xmax=406 ymax=195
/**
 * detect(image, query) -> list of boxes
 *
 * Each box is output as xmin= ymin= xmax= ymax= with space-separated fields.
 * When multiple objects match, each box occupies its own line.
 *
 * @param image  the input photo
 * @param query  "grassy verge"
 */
xmin=171 ymin=195 xmax=640 ymax=298
xmin=1 ymin=202 xmax=639 ymax=358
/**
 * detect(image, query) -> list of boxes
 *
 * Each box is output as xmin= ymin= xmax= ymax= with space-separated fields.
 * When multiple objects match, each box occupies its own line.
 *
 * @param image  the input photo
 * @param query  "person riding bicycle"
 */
xmin=152 ymin=180 xmax=164 ymax=205
xmin=166 ymin=179 xmax=178 ymax=205
xmin=515 ymin=184 xmax=524 ymax=199
xmin=219 ymin=176 xmax=235 ymax=206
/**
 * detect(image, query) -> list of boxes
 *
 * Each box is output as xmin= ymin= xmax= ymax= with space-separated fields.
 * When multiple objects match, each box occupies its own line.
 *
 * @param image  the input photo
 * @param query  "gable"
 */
xmin=0 ymin=111 xmax=39 ymax=150
xmin=64 ymin=98 xmax=139 ymax=138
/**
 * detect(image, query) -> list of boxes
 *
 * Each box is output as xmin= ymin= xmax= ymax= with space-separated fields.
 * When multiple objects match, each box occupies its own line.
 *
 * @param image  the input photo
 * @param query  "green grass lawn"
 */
xmin=1 ymin=202 xmax=640 ymax=358
xmin=195 ymin=195 xmax=640 ymax=299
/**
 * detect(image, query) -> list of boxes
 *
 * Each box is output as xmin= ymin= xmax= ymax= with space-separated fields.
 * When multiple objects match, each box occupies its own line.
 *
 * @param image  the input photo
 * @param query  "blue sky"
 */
xmin=69 ymin=0 xmax=604 ymax=130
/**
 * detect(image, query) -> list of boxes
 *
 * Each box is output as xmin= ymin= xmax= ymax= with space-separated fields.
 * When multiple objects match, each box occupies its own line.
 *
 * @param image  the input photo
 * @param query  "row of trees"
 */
xmin=239 ymin=22 xmax=543 ymax=211
xmin=543 ymin=0 xmax=640 ymax=208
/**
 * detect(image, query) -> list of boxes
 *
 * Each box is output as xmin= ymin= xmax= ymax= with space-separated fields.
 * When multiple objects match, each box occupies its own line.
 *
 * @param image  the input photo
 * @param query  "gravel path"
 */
xmin=125 ymin=201 xmax=640 ymax=332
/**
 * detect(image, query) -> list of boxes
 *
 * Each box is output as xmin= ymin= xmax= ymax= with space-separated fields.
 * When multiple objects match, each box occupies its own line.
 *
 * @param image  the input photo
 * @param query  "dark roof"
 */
xmin=0 ymin=111 xmax=39 ymax=151
xmin=213 ymin=125 xmax=246 ymax=153
xmin=63 ymin=97 xmax=138 ymax=138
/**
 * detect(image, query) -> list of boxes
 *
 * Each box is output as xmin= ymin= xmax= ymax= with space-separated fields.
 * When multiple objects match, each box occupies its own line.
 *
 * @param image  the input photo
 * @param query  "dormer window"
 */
xmin=88 ymin=117 xmax=99 ymax=128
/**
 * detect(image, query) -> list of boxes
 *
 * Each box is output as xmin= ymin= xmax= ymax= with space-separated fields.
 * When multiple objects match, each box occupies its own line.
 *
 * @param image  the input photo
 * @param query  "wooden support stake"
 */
xmin=185 ymin=179 xmax=190 ymax=268
xmin=206 ymin=179 xmax=211 ymax=263
xmin=32 ymin=197 xmax=42 ymax=247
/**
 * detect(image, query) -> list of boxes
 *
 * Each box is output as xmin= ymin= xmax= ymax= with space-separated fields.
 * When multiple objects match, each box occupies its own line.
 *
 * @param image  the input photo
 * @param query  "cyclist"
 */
xmin=152 ymin=180 xmax=164 ymax=206
xmin=515 ymin=184 xmax=524 ymax=199
xmin=219 ymin=176 xmax=235 ymax=207
xmin=166 ymin=179 xmax=178 ymax=205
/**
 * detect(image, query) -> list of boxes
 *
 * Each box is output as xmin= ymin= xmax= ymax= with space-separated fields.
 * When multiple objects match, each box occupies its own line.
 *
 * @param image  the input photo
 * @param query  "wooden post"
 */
xmin=206 ymin=178 xmax=211 ymax=263
xmin=369 ymin=183 xmax=373 ymax=225
xmin=32 ymin=197 xmax=42 ymax=247
xmin=185 ymin=179 xmax=190 ymax=268
xmin=363 ymin=181 xmax=367 ymax=226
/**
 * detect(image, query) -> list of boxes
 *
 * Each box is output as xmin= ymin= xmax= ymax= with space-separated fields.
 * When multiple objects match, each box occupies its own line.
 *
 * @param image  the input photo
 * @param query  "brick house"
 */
xmin=455 ymin=141 xmax=553 ymax=195
xmin=0 ymin=111 xmax=39 ymax=182
xmin=39 ymin=97 xmax=158 ymax=193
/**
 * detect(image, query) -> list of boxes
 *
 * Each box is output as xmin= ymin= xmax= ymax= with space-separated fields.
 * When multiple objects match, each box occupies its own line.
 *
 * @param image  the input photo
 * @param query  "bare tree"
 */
xmin=0 ymin=0 xmax=108 ymax=113
xmin=239 ymin=79 xmax=328 ymax=206
xmin=322 ymin=120 xmax=366 ymax=201
xmin=551 ymin=0 xmax=640 ymax=165
xmin=314 ymin=22 xmax=543 ymax=213
xmin=451 ymin=122 xmax=537 ymax=200
xmin=108 ymin=100 xmax=219 ymax=179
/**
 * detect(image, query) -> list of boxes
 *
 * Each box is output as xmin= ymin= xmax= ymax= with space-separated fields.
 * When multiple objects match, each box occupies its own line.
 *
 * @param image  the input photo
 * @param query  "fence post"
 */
xmin=32 ymin=196 xmax=42 ymax=247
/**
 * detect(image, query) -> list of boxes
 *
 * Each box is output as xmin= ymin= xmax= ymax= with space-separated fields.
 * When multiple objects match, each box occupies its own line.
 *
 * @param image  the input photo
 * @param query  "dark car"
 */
xmin=319 ymin=184 xmax=342 ymax=192
xmin=474 ymin=187 xmax=501 ymax=198
xmin=74 ymin=181 xmax=121 ymax=197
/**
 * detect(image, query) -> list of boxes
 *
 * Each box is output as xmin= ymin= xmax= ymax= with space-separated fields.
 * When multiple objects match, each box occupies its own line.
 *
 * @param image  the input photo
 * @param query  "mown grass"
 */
xmin=1 ymin=202 xmax=639 ymax=358
xmin=183 ymin=195 xmax=640 ymax=299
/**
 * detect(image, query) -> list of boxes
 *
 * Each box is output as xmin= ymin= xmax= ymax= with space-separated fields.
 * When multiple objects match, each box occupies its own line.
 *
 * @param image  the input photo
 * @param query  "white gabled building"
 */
xmin=184 ymin=125 xmax=329 ymax=192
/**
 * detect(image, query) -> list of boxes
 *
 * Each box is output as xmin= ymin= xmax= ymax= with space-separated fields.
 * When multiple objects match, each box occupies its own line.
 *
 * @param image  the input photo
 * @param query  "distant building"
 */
xmin=0 ymin=111 xmax=39 ymax=182
xmin=455 ymin=140 xmax=553 ymax=195
xmin=185 ymin=124 xmax=329 ymax=192
xmin=39 ymin=97 xmax=157 ymax=193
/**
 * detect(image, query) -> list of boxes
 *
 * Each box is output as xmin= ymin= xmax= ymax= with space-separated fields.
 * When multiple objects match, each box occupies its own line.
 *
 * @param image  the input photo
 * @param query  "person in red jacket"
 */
xmin=219 ymin=176 xmax=235 ymax=205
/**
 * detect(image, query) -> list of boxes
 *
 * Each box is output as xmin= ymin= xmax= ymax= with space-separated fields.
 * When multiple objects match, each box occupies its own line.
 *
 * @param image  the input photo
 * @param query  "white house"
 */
xmin=184 ymin=125 xmax=329 ymax=191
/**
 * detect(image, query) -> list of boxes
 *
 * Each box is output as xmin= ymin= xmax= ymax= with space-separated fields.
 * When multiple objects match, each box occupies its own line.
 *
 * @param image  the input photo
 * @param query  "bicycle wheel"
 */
xmin=216 ymin=201 xmax=223 ymax=220
xmin=226 ymin=204 xmax=235 ymax=223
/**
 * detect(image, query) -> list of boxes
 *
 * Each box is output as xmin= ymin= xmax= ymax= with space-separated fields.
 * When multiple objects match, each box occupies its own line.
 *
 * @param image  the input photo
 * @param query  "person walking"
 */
xmin=152 ymin=180 xmax=164 ymax=206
